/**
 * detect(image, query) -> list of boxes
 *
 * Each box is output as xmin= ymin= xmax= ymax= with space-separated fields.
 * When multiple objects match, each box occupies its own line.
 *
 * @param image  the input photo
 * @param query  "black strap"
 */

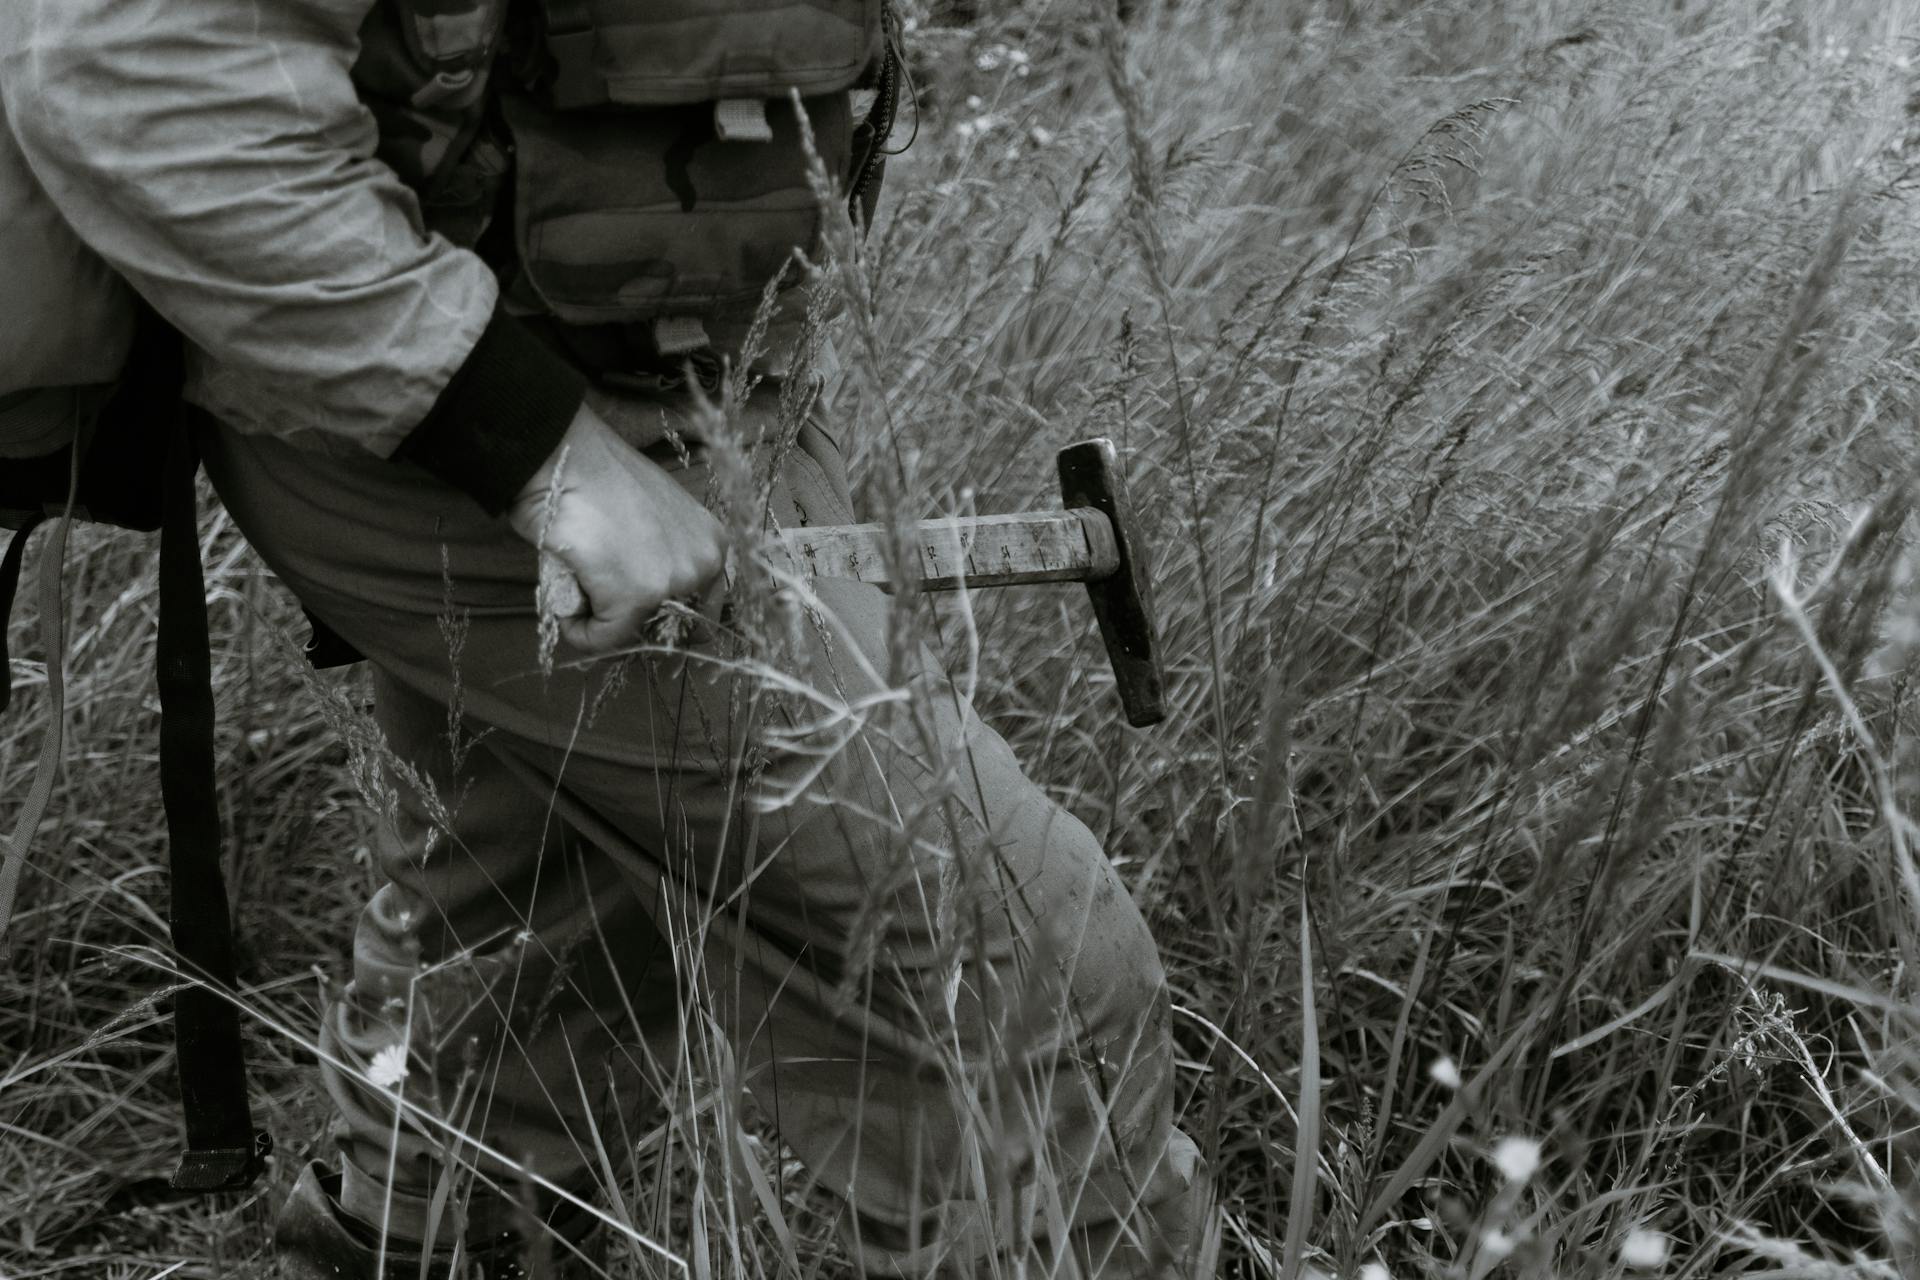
xmin=0 ymin=515 xmax=48 ymax=714
xmin=156 ymin=415 xmax=270 ymax=1192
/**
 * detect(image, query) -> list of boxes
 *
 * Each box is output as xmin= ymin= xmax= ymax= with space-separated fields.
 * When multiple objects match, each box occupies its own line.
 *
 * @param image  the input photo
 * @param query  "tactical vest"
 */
xmin=355 ymin=0 xmax=897 ymax=370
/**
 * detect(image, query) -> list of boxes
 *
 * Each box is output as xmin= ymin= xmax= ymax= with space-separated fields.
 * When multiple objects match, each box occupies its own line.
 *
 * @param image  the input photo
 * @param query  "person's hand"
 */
xmin=506 ymin=403 xmax=726 ymax=654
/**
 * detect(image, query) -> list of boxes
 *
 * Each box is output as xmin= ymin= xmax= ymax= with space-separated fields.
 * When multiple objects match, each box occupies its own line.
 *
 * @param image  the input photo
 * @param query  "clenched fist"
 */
xmin=507 ymin=403 xmax=726 ymax=654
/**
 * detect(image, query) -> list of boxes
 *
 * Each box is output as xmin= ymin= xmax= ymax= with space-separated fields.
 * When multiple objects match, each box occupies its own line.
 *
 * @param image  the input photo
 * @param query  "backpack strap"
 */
xmin=157 ymin=412 xmax=270 ymax=1192
xmin=0 ymin=319 xmax=266 ymax=1190
xmin=0 ymin=513 xmax=68 ymax=938
xmin=0 ymin=513 xmax=48 ymax=715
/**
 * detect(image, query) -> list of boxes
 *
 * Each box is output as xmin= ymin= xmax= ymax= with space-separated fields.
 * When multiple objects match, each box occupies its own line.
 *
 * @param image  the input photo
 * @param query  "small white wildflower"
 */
xmin=955 ymin=121 xmax=976 ymax=140
xmin=975 ymin=48 xmax=1002 ymax=71
xmin=1428 ymin=1055 xmax=1462 ymax=1089
xmin=964 ymin=94 xmax=984 ymax=111
xmin=367 ymin=1042 xmax=410 ymax=1090
xmin=1006 ymin=47 xmax=1029 ymax=65
xmin=1359 ymin=1264 xmax=1391 ymax=1280
xmin=1480 ymin=1228 xmax=1515 ymax=1261
xmin=1029 ymin=126 xmax=1055 ymax=147
xmin=1015 ymin=63 xmax=1030 ymax=77
xmin=1491 ymin=1136 xmax=1542 ymax=1184
xmin=1621 ymin=1229 xmax=1669 ymax=1269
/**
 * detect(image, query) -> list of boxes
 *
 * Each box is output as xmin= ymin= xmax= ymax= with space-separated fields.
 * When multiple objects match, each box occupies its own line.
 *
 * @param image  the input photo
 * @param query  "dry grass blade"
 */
xmin=1281 ymin=896 xmax=1320 ymax=1280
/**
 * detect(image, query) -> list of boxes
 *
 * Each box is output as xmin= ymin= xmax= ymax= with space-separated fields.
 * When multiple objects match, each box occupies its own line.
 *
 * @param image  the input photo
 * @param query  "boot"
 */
xmin=274 ymin=1161 xmax=600 ymax=1280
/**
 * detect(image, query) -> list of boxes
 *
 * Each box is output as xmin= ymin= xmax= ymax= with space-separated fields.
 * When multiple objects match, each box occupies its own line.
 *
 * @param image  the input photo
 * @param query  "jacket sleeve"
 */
xmin=0 ymin=0 xmax=583 ymax=514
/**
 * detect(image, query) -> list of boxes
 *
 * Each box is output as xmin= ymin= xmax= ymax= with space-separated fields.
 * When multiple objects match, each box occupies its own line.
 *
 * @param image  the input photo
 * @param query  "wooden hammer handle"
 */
xmin=785 ymin=509 xmax=1120 ymax=590
xmin=538 ymin=509 xmax=1119 ymax=620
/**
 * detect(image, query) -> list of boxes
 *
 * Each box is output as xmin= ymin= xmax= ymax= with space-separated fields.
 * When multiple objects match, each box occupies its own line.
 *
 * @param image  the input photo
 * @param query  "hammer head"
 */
xmin=1056 ymin=439 xmax=1166 ymax=728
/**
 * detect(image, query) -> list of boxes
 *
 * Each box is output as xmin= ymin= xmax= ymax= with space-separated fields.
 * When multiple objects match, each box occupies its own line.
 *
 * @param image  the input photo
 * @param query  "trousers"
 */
xmin=199 ymin=387 xmax=1211 ymax=1277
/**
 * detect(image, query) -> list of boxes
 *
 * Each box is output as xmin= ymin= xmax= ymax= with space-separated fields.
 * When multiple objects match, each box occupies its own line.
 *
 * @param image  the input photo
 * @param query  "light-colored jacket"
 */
xmin=0 ymin=0 xmax=497 ymax=459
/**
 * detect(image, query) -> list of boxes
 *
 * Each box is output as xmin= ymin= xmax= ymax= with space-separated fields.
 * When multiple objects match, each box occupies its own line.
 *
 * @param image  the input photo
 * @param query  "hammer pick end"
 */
xmin=1056 ymin=438 xmax=1166 ymax=728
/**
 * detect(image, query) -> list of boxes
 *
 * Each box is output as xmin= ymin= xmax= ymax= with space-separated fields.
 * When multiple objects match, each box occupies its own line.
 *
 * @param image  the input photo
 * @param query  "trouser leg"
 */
xmin=317 ymin=670 xmax=679 ymax=1243
xmin=693 ymin=584 xmax=1212 ymax=1277
xmin=202 ymin=402 xmax=1212 ymax=1277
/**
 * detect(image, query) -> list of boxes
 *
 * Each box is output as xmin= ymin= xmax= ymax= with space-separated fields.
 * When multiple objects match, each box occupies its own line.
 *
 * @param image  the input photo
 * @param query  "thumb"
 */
xmin=538 ymin=552 xmax=589 ymax=620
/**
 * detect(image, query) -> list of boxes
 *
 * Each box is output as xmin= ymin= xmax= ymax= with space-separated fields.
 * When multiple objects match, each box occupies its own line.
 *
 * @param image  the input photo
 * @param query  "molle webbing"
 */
xmin=534 ymin=0 xmax=882 ymax=110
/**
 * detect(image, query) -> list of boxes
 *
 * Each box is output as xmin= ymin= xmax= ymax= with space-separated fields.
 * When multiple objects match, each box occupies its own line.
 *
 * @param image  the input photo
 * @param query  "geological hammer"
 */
xmin=543 ymin=438 xmax=1166 ymax=727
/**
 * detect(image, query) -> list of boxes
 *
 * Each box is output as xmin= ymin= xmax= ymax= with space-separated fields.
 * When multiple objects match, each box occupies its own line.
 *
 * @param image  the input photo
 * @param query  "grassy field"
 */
xmin=7 ymin=0 xmax=1920 ymax=1275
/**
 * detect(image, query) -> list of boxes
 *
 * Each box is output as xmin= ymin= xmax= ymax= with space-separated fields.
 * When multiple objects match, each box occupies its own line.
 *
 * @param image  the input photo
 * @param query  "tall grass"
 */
xmin=6 ymin=0 xmax=1920 ymax=1275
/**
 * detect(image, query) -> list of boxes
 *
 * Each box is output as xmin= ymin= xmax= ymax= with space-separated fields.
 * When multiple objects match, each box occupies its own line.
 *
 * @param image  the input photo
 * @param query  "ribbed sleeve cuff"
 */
xmin=395 ymin=306 xmax=587 ymax=516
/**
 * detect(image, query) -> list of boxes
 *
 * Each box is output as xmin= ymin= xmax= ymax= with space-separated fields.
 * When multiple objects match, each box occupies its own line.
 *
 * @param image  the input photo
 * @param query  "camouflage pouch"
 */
xmin=501 ymin=88 xmax=855 ymax=331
